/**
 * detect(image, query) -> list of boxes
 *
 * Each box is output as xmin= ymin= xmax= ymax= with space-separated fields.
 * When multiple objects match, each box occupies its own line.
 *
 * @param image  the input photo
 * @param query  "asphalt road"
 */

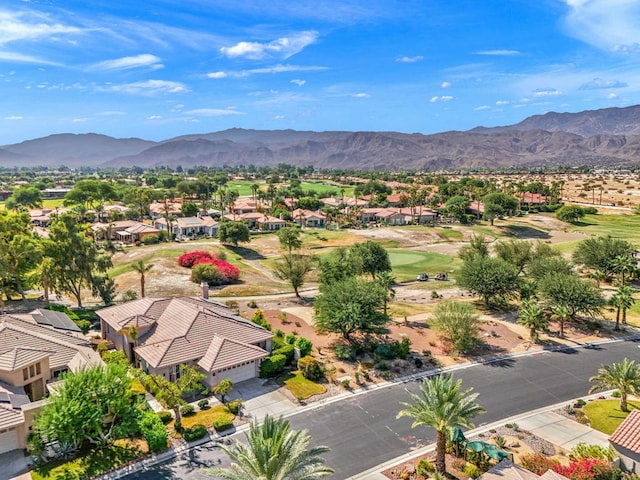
xmin=129 ymin=339 xmax=640 ymax=480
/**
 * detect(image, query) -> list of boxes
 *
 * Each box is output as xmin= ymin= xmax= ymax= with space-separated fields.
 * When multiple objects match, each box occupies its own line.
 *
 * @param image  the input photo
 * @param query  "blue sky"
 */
xmin=2 ymin=0 xmax=640 ymax=144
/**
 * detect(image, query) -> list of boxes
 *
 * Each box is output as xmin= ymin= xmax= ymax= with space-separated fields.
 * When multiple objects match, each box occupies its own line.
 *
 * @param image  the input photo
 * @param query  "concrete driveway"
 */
xmin=224 ymin=377 xmax=296 ymax=421
xmin=2 ymin=448 xmax=29 ymax=480
xmin=518 ymin=411 xmax=609 ymax=450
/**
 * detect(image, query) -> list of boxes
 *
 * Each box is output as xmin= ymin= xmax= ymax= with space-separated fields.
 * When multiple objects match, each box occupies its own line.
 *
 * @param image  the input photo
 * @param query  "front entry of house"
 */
xmin=214 ymin=360 xmax=256 ymax=384
xmin=0 ymin=427 xmax=19 ymax=454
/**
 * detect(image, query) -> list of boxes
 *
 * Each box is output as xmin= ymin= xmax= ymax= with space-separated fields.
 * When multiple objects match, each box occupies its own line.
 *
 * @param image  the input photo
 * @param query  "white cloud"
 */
xmin=220 ymin=31 xmax=318 ymax=60
xmin=532 ymin=88 xmax=562 ymax=97
xmin=97 ymin=111 xmax=125 ymax=116
xmin=0 ymin=10 xmax=81 ymax=45
xmin=440 ymin=81 xmax=451 ymax=88
xmin=396 ymin=55 xmax=423 ymax=63
xmin=0 ymin=50 xmax=60 ymax=65
xmin=4 ymin=115 xmax=23 ymax=120
xmin=474 ymin=105 xmax=491 ymax=111
xmin=607 ymin=93 xmax=618 ymax=99
xmin=579 ymin=77 xmax=627 ymax=89
xmin=352 ymin=92 xmax=370 ymax=98
xmin=88 ymin=54 xmax=163 ymax=71
xmin=100 ymin=80 xmax=188 ymax=95
xmin=274 ymin=115 xmax=285 ymax=119
xmin=563 ymin=0 xmax=640 ymax=52
xmin=72 ymin=117 xmax=89 ymax=123
xmin=185 ymin=108 xmax=244 ymax=116
xmin=496 ymin=100 xmax=510 ymax=105
xmin=475 ymin=49 xmax=521 ymax=56
xmin=206 ymin=64 xmax=328 ymax=79
xmin=290 ymin=79 xmax=306 ymax=86
xmin=430 ymin=95 xmax=454 ymax=103
xmin=146 ymin=115 xmax=162 ymax=120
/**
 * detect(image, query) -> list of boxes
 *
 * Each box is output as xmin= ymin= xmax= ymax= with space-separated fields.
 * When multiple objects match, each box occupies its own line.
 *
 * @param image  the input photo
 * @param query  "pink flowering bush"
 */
xmin=177 ymin=251 xmax=214 ymax=268
xmin=178 ymin=250 xmax=240 ymax=284
xmin=193 ymin=257 xmax=240 ymax=284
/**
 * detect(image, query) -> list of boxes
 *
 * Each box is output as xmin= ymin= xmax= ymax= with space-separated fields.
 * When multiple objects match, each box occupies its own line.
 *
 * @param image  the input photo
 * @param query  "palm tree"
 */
xmin=206 ymin=415 xmax=334 ymax=480
xmin=589 ymin=358 xmax=640 ymax=412
xmin=518 ymin=300 xmax=548 ymax=343
xmin=550 ymin=305 xmax=571 ymax=338
xmin=376 ymin=271 xmax=396 ymax=316
xmin=251 ymin=183 xmax=260 ymax=206
xmin=609 ymin=285 xmax=635 ymax=330
xmin=397 ymin=374 xmax=485 ymax=474
xmin=131 ymin=260 xmax=153 ymax=298
xmin=612 ymin=255 xmax=636 ymax=286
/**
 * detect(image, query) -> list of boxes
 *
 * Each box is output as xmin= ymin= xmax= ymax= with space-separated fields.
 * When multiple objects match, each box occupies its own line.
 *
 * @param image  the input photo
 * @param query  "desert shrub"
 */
xmin=521 ymin=453 xmax=560 ymax=475
xmin=334 ymin=344 xmax=357 ymax=361
xmin=143 ymin=234 xmax=160 ymax=245
xmin=414 ymin=357 xmax=423 ymax=368
xmin=465 ymin=464 xmax=483 ymax=479
xmin=252 ymin=309 xmax=272 ymax=330
xmin=198 ymin=399 xmax=210 ymax=410
xmin=247 ymin=300 xmax=257 ymax=308
xmin=452 ymin=459 xmax=467 ymax=471
xmin=298 ymin=356 xmax=324 ymax=381
xmin=612 ymin=390 xmax=621 ymax=398
xmin=212 ymin=417 xmax=234 ymax=432
xmin=178 ymin=250 xmax=214 ymax=268
xmin=390 ymin=337 xmax=412 ymax=359
xmin=122 ymin=289 xmax=138 ymax=301
xmin=374 ymin=344 xmax=397 ymax=360
xmin=285 ymin=333 xmax=297 ymax=345
xmin=570 ymin=443 xmax=614 ymax=461
xmin=180 ymin=404 xmax=195 ymax=417
xmin=157 ymin=411 xmax=173 ymax=424
xmin=259 ymin=354 xmax=287 ymax=377
xmin=294 ymin=337 xmax=313 ymax=357
xmin=182 ymin=424 xmax=208 ymax=442
xmin=576 ymin=399 xmax=587 ymax=407
xmin=138 ymin=410 xmax=168 ymax=452
xmin=272 ymin=344 xmax=295 ymax=364
xmin=226 ymin=400 xmax=242 ymax=415
xmin=191 ymin=263 xmax=223 ymax=285
xmin=416 ymin=458 xmax=435 ymax=477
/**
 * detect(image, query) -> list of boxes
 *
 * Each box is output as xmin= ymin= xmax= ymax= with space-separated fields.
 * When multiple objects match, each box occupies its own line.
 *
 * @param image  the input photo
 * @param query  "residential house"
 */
xmin=231 ymin=200 xmax=258 ymax=214
xmin=291 ymin=209 xmax=326 ymax=228
xmin=91 ymin=220 xmax=161 ymax=243
xmin=154 ymin=216 xmax=219 ymax=238
xmin=97 ymin=296 xmax=274 ymax=387
xmin=149 ymin=200 xmax=183 ymax=220
xmin=223 ymin=212 xmax=286 ymax=231
xmin=358 ymin=207 xmax=438 ymax=226
xmin=522 ymin=192 xmax=548 ymax=207
xmin=28 ymin=207 xmax=70 ymax=227
xmin=0 ymin=314 xmax=102 ymax=454
xmin=610 ymin=409 xmax=640 ymax=472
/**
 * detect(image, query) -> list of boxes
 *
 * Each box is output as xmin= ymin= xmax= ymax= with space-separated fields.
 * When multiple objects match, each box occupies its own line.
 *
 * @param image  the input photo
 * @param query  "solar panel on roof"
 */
xmin=10 ymin=394 xmax=30 ymax=409
xmin=0 ymin=392 xmax=9 ymax=403
xmin=36 ymin=310 xmax=82 ymax=332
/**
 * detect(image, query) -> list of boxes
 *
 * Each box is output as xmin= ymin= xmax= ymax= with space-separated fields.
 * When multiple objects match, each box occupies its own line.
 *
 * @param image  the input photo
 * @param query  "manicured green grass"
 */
xmin=583 ymin=399 xmax=640 ymax=434
xmin=224 ymin=180 xmax=349 ymax=198
xmin=568 ymin=214 xmax=640 ymax=245
xmin=388 ymin=249 xmax=460 ymax=281
xmin=168 ymin=404 xmax=234 ymax=431
xmin=282 ymin=371 xmax=327 ymax=400
xmin=435 ymin=229 xmax=464 ymax=241
xmin=31 ymin=442 xmax=145 ymax=480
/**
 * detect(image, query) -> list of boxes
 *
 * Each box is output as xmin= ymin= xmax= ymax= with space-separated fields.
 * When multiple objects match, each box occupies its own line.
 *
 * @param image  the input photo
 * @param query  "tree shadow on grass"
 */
xmin=226 ymin=245 xmax=265 ymax=260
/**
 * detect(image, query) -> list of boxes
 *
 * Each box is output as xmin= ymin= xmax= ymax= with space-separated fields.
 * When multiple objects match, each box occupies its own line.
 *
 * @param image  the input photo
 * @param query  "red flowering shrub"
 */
xmin=520 ymin=454 xmax=560 ymax=475
xmin=177 ymin=251 xmax=214 ymax=268
xmin=193 ymin=257 xmax=240 ymax=284
xmin=553 ymin=458 xmax=613 ymax=480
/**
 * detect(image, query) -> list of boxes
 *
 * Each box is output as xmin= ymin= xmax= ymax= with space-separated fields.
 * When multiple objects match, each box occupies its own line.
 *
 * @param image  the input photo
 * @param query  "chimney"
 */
xmin=201 ymin=282 xmax=209 ymax=299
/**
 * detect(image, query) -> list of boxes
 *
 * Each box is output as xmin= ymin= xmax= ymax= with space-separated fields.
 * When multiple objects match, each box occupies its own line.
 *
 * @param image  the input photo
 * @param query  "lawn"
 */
xmin=282 ymin=371 xmax=326 ymax=400
xmin=583 ymin=399 xmax=640 ymax=434
xmin=224 ymin=180 xmax=348 ymax=198
xmin=168 ymin=404 xmax=234 ymax=431
xmin=31 ymin=441 xmax=146 ymax=480
xmin=568 ymin=214 xmax=640 ymax=245
xmin=388 ymin=249 xmax=460 ymax=282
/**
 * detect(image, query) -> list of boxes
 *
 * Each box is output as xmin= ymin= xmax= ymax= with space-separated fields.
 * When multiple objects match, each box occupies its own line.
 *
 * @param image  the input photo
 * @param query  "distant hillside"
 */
xmin=4 ymin=105 xmax=640 ymax=170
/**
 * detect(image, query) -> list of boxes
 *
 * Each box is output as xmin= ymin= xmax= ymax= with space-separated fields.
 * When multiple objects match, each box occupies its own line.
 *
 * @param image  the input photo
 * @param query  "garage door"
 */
xmin=216 ymin=361 xmax=256 ymax=384
xmin=0 ymin=427 xmax=19 ymax=454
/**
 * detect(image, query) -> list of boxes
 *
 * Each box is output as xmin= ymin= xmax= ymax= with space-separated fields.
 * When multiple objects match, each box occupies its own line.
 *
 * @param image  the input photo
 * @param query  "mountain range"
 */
xmin=4 ymin=105 xmax=640 ymax=170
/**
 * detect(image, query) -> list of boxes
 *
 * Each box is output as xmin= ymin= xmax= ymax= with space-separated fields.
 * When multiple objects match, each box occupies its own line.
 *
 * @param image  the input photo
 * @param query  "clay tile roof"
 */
xmin=610 ymin=409 xmax=640 ymax=454
xmin=198 ymin=336 xmax=268 ymax=372
xmin=0 ymin=404 xmax=24 ymax=430
xmin=540 ymin=471 xmax=571 ymax=480
xmin=480 ymin=460 xmax=546 ymax=480
xmin=0 ymin=347 xmax=53 ymax=371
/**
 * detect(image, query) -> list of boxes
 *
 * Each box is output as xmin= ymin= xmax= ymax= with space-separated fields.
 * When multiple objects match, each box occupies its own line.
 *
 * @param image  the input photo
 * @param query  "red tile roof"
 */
xmin=610 ymin=409 xmax=640 ymax=454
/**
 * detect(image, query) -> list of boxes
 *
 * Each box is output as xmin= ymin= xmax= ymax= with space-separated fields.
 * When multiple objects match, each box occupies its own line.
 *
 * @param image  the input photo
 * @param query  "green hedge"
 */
xmin=272 ymin=344 xmax=295 ymax=364
xmin=227 ymin=400 xmax=242 ymax=415
xmin=259 ymin=354 xmax=287 ymax=377
xmin=212 ymin=417 xmax=234 ymax=432
xmin=157 ymin=411 xmax=173 ymax=424
xmin=138 ymin=410 xmax=168 ymax=452
xmin=183 ymin=424 xmax=208 ymax=442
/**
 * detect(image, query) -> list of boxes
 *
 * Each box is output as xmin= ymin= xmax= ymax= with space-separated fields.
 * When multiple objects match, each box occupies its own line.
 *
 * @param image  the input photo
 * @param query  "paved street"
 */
xmin=129 ymin=339 xmax=640 ymax=479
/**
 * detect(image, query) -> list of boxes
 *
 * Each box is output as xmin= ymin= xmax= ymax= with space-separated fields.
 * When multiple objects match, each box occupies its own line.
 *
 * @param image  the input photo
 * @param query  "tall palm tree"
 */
xmin=550 ymin=305 xmax=571 ymax=338
xmin=612 ymin=255 xmax=636 ymax=286
xmin=397 ymin=374 xmax=485 ymax=474
xmin=589 ymin=358 xmax=640 ymax=412
xmin=609 ymin=285 xmax=635 ymax=330
xmin=517 ymin=300 xmax=548 ymax=343
xmin=376 ymin=271 xmax=396 ymax=316
xmin=206 ymin=415 xmax=334 ymax=480
xmin=131 ymin=260 xmax=153 ymax=298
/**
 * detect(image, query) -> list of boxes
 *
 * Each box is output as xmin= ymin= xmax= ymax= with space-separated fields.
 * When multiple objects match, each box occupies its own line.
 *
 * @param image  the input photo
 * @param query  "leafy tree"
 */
xmin=609 ymin=285 xmax=635 ymax=330
xmin=443 ymin=195 xmax=470 ymax=222
xmin=573 ymin=236 xmax=634 ymax=279
xmin=351 ymin=240 xmax=392 ymax=278
xmin=317 ymin=247 xmax=362 ymax=285
xmin=207 ymin=415 xmax=334 ymax=480
xmin=397 ymin=374 xmax=485 ymax=474
xmin=431 ymin=301 xmax=482 ymax=353
xmin=589 ymin=358 xmax=640 ymax=412
xmin=0 ymin=210 xmax=41 ymax=301
xmin=274 ymin=254 xmax=314 ymax=297
xmin=219 ymin=220 xmax=251 ymax=247
xmin=277 ymin=226 xmax=303 ymax=254
xmin=555 ymin=205 xmax=585 ymax=223
xmin=44 ymin=213 xmax=112 ymax=307
xmin=457 ymin=255 xmax=520 ymax=307
xmin=181 ymin=201 xmax=199 ymax=217
xmin=458 ymin=234 xmax=489 ymax=262
xmin=518 ymin=300 xmax=548 ymax=343
xmin=35 ymin=364 xmax=138 ymax=455
xmin=528 ymin=256 xmax=573 ymax=280
xmin=5 ymin=186 xmax=42 ymax=210
xmin=495 ymin=239 xmax=533 ymax=275
xmin=131 ymin=259 xmax=153 ymax=298
xmin=314 ymin=277 xmax=389 ymax=342
xmin=213 ymin=378 xmax=233 ymax=404
xmin=538 ymin=273 xmax=604 ymax=331
xmin=482 ymin=192 xmax=519 ymax=225
xmin=64 ymin=179 xmax=116 ymax=218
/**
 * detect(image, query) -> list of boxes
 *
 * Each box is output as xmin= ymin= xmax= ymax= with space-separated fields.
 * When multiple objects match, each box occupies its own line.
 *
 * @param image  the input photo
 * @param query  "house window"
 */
xmin=23 ymin=368 xmax=28 ymax=381
xmin=36 ymin=363 xmax=41 ymax=375
xmin=30 ymin=365 xmax=35 ymax=377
